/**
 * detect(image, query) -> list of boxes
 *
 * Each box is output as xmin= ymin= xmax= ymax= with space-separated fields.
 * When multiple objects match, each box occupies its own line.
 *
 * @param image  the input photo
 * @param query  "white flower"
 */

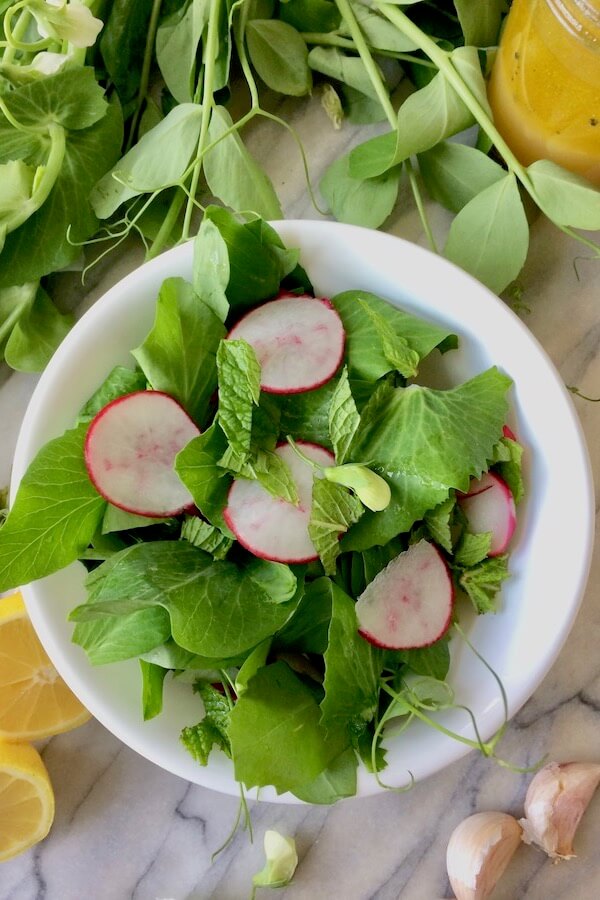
xmin=30 ymin=50 xmax=71 ymax=74
xmin=29 ymin=0 xmax=103 ymax=49
xmin=252 ymin=830 xmax=298 ymax=889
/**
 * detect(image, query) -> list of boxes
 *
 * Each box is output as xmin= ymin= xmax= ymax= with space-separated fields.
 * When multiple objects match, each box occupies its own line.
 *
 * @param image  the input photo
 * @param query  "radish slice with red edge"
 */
xmin=356 ymin=539 xmax=453 ymax=650
xmin=458 ymin=471 xmax=516 ymax=556
xmin=224 ymin=441 xmax=335 ymax=563
xmin=503 ymin=424 xmax=517 ymax=441
xmin=227 ymin=294 xmax=345 ymax=394
xmin=85 ymin=390 xmax=200 ymax=517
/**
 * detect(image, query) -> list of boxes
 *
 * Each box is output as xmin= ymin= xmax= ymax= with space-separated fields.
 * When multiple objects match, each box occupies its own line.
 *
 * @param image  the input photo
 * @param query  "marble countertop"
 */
xmin=1 ymin=95 xmax=600 ymax=900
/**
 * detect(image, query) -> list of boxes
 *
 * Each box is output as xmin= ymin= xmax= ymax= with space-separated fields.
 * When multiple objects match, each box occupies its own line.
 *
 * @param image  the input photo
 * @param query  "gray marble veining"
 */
xmin=1 ymin=106 xmax=600 ymax=900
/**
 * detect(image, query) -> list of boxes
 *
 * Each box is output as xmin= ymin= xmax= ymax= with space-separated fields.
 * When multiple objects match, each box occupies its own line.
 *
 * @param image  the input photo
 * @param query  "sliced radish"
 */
xmin=356 ymin=539 xmax=453 ymax=650
xmin=224 ymin=441 xmax=335 ymax=563
xmin=227 ymin=295 xmax=345 ymax=394
xmin=503 ymin=424 xmax=517 ymax=441
xmin=85 ymin=391 xmax=200 ymax=517
xmin=458 ymin=471 xmax=516 ymax=556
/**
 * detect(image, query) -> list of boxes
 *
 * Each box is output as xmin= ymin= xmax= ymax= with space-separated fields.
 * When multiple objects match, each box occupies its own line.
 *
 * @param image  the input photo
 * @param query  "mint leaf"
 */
xmin=0 ymin=424 xmax=106 ymax=591
xmin=216 ymin=339 xmax=261 ymax=462
xmin=494 ymin=437 xmax=524 ymax=504
xmin=328 ymin=367 xmax=360 ymax=464
xmin=132 ymin=276 xmax=225 ymax=426
xmin=180 ymin=516 xmax=233 ymax=560
xmin=424 ymin=497 xmax=456 ymax=553
xmin=228 ymin=661 xmax=348 ymax=793
xmin=458 ymin=554 xmax=510 ymax=613
xmin=332 ymin=290 xmax=457 ymax=383
xmin=181 ymin=682 xmax=232 ymax=765
xmin=78 ymin=366 xmax=147 ymax=423
xmin=140 ymin=659 xmax=167 ymax=721
xmin=320 ymin=582 xmax=383 ymax=727
xmin=309 ymin=479 xmax=364 ymax=575
xmin=192 ymin=216 xmax=229 ymax=323
xmin=358 ymin=300 xmax=420 ymax=378
xmin=454 ymin=531 xmax=492 ymax=567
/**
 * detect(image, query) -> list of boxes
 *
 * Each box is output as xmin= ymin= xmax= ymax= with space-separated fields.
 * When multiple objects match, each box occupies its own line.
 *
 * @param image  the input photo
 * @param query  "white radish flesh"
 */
xmin=227 ymin=295 xmax=345 ymax=394
xmin=85 ymin=390 xmax=200 ymax=517
xmin=356 ymin=539 xmax=454 ymax=650
xmin=224 ymin=442 xmax=335 ymax=563
xmin=459 ymin=472 xmax=516 ymax=556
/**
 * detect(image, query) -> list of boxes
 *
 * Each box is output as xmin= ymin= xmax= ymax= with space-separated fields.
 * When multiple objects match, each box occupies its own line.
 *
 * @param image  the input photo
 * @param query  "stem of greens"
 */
xmin=125 ymin=0 xmax=163 ymax=152
xmin=568 ymin=385 xmax=600 ymax=402
xmin=300 ymin=31 xmax=437 ymax=68
xmin=146 ymin=189 xmax=187 ymax=260
xmin=5 ymin=123 xmax=66 ymax=232
xmin=405 ymin=158 xmax=438 ymax=253
xmin=0 ymin=291 xmax=31 ymax=343
xmin=182 ymin=0 xmax=222 ymax=241
xmin=234 ymin=0 xmax=260 ymax=108
xmin=3 ymin=4 xmax=50 ymax=60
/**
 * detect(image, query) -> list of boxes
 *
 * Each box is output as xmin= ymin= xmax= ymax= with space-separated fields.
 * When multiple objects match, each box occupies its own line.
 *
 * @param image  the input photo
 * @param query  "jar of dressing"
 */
xmin=488 ymin=0 xmax=600 ymax=186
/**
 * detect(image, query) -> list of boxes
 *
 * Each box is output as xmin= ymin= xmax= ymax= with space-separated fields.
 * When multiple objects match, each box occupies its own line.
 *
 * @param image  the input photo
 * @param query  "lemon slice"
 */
xmin=0 ymin=741 xmax=55 ymax=861
xmin=0 ymin=592 xmax=90 ymax=740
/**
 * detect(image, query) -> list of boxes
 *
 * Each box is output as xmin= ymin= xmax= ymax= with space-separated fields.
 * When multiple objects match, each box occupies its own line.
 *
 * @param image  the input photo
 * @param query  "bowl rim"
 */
xmin=12 ymin=219 xmax=595 ymax=802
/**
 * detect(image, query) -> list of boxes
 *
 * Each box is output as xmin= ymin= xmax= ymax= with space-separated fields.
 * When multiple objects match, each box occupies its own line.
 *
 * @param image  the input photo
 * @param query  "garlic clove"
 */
xmin=446 ymin=811 xmax=522 ymax=900
xmin=518 ymin=761 xmax=600 ymax=859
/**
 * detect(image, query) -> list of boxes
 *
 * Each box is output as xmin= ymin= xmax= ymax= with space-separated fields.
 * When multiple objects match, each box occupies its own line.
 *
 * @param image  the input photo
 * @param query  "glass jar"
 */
xmin=488 ymin=0 xmax=600 ymax=185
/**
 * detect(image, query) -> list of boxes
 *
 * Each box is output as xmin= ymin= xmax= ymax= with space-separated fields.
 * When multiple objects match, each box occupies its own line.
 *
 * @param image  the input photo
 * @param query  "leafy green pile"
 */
xmin=1 ymin=1 xmax=600 ymax=371
xmin=0 ymin=212 xmax=523 ymax=800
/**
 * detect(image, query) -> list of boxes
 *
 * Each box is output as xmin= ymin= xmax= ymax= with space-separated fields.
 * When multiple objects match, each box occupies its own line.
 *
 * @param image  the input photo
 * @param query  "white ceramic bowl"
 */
xmin=13 ymin=221 xmax=594 ymax=802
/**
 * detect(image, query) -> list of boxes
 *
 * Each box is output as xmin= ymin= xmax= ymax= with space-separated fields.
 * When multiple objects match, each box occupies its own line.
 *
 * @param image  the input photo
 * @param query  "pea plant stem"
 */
xmin=125 ymin=0 xmax=164 ymax=153
xmin=300 ymin=31 xmax=437 ymax=67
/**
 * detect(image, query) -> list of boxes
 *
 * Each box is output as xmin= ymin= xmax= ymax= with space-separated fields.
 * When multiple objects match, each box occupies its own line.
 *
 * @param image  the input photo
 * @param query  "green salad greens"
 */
xmin=1 ymin=1 xmax=600 ymax=372
xmin=0 ymin=211 xmax=522 ymax=801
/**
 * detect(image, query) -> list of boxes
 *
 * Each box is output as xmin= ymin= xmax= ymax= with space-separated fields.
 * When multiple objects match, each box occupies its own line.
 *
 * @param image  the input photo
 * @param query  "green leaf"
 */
xmin=494 ymin=437 xmax=524 ymax=504
xmin=216 ymin=338 xmax=261 ymax=461
xmin=308 ymin=46 xmax=381 ymax=101
xmin=395 ymin=639 xmax=451 ymax=680
xmin=192 ymin=216 xmax=230 ymax=322
xmin=175 ymin=423 xmax=233 ymax=534
xmin=78 ymin=366 xmax=147 ymax=423
xmin=457 ymin=554 xmax=510 ymax=613
xmin=100 ymin=0 xmax=156 ymax=103
xmin=341 ymin=85 xmax=388 ymax=125
xmin=102 ymin=504 xmax=169 ymax=534
xmin=0 ymin=424 xmax=106 ymax=591
xmin=3 ymin=285 xmax=73 ymax=372
xmin=246 ymin=558 xmax=297 ymax=603
xmin=341 ymin=2 xmax=419 ymax=51
xmin=527 ymin=159 xmax=600 ymax=230
xmin=320 ymin=153 xmax=400 ymax=229
xmin=320 ymin=582 xmax=383 ymax=727
xmin=132 ymin=276 xmax=226 ymax=426
xmin=90 ymin=104 xmax=202 ymax=218
xmin=141 ymin=639 xmax=245 ymax=671
xmin=418 ymin=141 xmax=505 ymax=213
xmin=140 ymin=660 xmax=168 ymax=720
xmin=275 ymin=577 xmax=332 ymax=654
xmin=156 ymin=0 xmax=208 ymax=103
xmin=204 ymin=207 xmax=283 ymax=310
xmin=309 ymin=478 xmax=364 ymax=574
xmin=358 ymin=299 xmax=420 ymax=378
xmin=246 ymin=20 xmax=312 ymax=96
xmin=235 ymin=637 xmax=271 ymax=696
xmin=204 ymin=106 xmax=283 ymax=219
xmin=331 ymin=290 xmax=457 ymax=382
xmin=423 ymin=496 xmax=455 ymax=553
xmin=274 ymin=377 xmax=338 ymax=449
xmin=279 ymin=0 xmax=341 ymax=33
xmin=453 ymin=0 xmax=505 ymax=47
xmin=0 ymin=100 xmax=123 ymax=287
xmin=292 ymin=747 xmax=358 ymax=803
xmin=0 ymin=67 xmax=108 ymax=131
xmin=328 ymin=368 xmax=360 ymax=464
xmin=444 ymin=173 xmax=529 ymax=294
xmin=0 ymin=283 xmax=36 ymax=355
xmin=454 ymin=530 xmax=492 ymax=566
xmin=71 ymin=606 xmax=171 ymax=665
xmin=181 ymin=681 xmax=232 ymax=765
xmin=228 ymin=661 xmax=348 ymax=793
xmin=180 ymin=515 xmax=233 ymax=559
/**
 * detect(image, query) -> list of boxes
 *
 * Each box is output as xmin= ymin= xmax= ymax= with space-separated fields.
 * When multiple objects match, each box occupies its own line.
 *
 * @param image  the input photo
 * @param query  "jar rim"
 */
xmin=546 ymin=0 xmax=600 ymax=43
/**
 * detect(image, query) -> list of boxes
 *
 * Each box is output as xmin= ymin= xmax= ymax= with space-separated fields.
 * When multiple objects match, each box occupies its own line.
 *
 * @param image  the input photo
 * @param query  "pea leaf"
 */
xmin=527 ymin=159 xmax=600 ymax=230
xmin=90 ymin=104 xmax=203 ymax=218
xmin=4 ymin=286 xmax=73 ymax=372
xmin=418 ymin=141 xmax=505 ymax=213
xmin=246 ymin=19 xmax=312 ymax=96
xmin=453 ymin=0 xmax=505 ymax=47
xmin=78 ymin=366 xmax=147 ymax=423
xmin=192 ymin=217 xmax=230 ymax=323
xmin=274 ymin=376 xmax=338 ymax=449
xmin=320 ymin=581 xmax=383 ymax=727
xmin=71 ymin=607 xmax=171 ymax=665
xmin=328 ymin=367 xmax=360 ymax=464
xmin=309 ymin=478 xmax=364 ymax=574
xmin=274 ymin=577 xmax=333 ymax=655
xmin=156 ymin=0 xmax=208 ymax=103
xmin=279 ymin=0 xmax=341 ymax=33
xmin=174 ymin=423 xmax=234 ymax=534
xmin=0 ymin=67 xmax=108 ymax=131
xmin=228 ymin=661 xmax=348 ymax=793
xmin=0 ymin=100 xmax=123 ymax=287
xmin=204 ymin=106 xmax=283 ymax=219
xmin=132 ymin=276 xmax=226 ymax=426
xmin=0 ymin=424 xmax=106 ymax=591
xmin=444 ymin=173 xmax=529 ymax=294
xmin=101 ymin=504 xmax=169 ymax=534
xmin=308 ymin=46 xmax=381 ymax=101
xmin=341 ymin=2 xmax=419 ymax=52
xmin=358 ymin=300 xmax=420 ymax=378
xmin=292 ymin=747 xmax=358 ymax=804
xmin=100 ymin=0 xmax=156 ymax=103
xmin=395 ymin=638 xmax=451 ymax=680
xmin=140 ymin=660 xmax=168 ymax=721
xmin=320 ymin=153 xmax=400 ymax=229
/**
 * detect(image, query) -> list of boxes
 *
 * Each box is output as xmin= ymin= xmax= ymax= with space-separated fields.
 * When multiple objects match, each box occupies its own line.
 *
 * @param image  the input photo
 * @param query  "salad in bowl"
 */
xmin=1 ymin=214 xmax=592 ymax=802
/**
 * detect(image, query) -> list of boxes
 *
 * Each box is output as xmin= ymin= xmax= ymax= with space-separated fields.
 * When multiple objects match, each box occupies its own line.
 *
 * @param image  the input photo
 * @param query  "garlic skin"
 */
xmin=518 ymin=761 xmax=600 ymax=859
xmin=446 ymin=811 xmax=522 ymax=900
